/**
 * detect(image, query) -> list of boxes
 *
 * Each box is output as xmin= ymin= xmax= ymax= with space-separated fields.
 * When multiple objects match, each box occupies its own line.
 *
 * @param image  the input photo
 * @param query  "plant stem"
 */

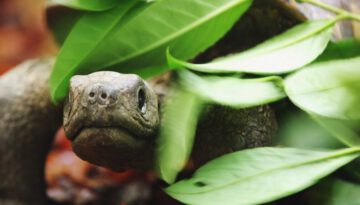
xmin=349 ymin=13 xmax=360 ymax=22
xmin=300 ymin=0 xmax=347 ymax=15
xmin=298 ymin=0 xmax=360 ymax=22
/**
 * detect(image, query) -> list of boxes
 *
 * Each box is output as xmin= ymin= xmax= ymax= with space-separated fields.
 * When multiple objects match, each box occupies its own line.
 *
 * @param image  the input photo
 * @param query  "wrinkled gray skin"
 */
xmin=64 ymin=72 xmax=160 ymax=170
xmin=63 ymin=72 xmax=276 ymax=171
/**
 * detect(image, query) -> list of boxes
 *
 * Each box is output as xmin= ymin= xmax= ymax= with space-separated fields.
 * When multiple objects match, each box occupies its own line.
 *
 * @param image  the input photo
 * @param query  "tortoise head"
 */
xmin=63 ymin=71 xmax=160 ymax=171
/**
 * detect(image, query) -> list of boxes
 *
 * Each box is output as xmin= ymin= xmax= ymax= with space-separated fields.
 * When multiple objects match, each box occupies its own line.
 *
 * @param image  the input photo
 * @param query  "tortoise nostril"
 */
xmin=100 ymin=92 xmax=107 ymax=99
xmin=84 ymin=84 xmax=117 ymax=106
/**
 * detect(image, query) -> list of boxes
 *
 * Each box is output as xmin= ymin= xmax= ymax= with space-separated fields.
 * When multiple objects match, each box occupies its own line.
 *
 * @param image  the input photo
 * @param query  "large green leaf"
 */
xmin=50 ymin=0 xmax=253 ymax=102
xmin=94 ymin=0 xmax=252 ymax=71
xmin=156 ymin=88 xmax=203 ymax=184
xmin=167 ymin=19 xmax=334 ymax=74
xmin=50 ymin=0 xmax=143 ymax=102
xmin=285 ymin=57 xmax=360 ymax=120
xmin=178 ymin=70 xmax=286 ymax=108
xmin=49 ymin=0 xmax=121 ymax=11
xmin=166 ymin=147 xmax=360 ymax=205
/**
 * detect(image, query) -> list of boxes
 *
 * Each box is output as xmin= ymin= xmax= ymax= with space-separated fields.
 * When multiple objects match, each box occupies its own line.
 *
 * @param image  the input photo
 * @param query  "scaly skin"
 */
xmin=63 ymin=72 xmax=160 ymax=171
xmin=193 ymin=105 xmax=276 ymax=166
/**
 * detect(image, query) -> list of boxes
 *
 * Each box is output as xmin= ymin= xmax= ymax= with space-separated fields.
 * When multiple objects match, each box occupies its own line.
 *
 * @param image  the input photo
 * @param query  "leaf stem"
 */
xmin=298 ymin=0 xmax=360 ymax=22
xmin=331 ymin=147 xmax=360 ymax=158
xmin=349 ymin=13 xmax=360 ymax=22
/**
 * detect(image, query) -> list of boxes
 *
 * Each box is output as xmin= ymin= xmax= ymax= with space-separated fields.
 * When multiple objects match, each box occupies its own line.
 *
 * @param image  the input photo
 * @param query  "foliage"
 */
xmin=166 ymin=147 xmax=360 ymax=205
xmin=177 ymin=70 xmax=286 ymax=108
xmin=49 ymin=0 xmax=121 ymax=11
xmin=50 ymin=0 xmax=253 ymax=102
xmin=167 ymin=19 xmax=334 ymax=74
xmin=156 ymin=89 xmax=204 ymax=183
xmin=285 ymin=57 xmax=360 ymax=120
xmin=49 ymin=0 xmax=360 ymax=204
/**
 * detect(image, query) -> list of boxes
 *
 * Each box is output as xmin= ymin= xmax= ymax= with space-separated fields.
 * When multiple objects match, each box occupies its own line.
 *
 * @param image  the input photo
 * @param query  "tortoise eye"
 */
xmin=137 ymin=88 xmax=146 ymax=113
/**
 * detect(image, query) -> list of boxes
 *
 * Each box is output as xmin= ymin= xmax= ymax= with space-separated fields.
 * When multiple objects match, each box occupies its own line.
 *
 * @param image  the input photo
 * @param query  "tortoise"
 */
xmin=0 ymin=0 xmax=357 ymax=205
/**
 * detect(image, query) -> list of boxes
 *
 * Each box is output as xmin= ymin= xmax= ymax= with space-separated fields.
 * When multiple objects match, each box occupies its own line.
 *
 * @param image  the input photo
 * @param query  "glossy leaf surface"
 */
xmin=167 ymin=19 xmax=334 ymax=74
xmin=50 ymin=0 xmax=141 ymax=102
xmin=167 ymin=147 xmax=359 ymax=205
xmin=178 ymin=71 xmax=286 ymax=108
xmin=285 ymin=57 xmax=360 ymax=120
xmin=50 ymin=0 xmax=253 ymax=102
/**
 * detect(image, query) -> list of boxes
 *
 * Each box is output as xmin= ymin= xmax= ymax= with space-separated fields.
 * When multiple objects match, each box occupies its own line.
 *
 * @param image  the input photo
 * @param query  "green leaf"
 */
xmin=49 ymin=0 xmax=121 ymax=11
xmin=167 ymin=19 xmax=334 ymax=74
xmin=310 ymin=178 xmax=360 ymax=205
xmin=50 ymin=0 xmax=253 ymax=102
xmin=285 ymin=57 xmax=360 ymax=120
xmin=96 ymin=0 xmax=253 ymax=72
xmin=50 ymin=0 xmax=141 ymax=102
xmin=166 ymin=147 xmax=360 ymax=205
xmin=156 ymin=88 xmax=203 ymax=184
xmin=178 ymin=70 xmax=286 ymax=108
xmin=313 ymin=115 xmax=360 ymax=147
xmin=316 ymin=39 xmax=360 ymax=62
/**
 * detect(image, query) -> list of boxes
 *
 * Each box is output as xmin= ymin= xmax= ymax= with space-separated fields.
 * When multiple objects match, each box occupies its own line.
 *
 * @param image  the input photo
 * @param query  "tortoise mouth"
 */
xmin=73 ymin=127 xmax=138 ymax=145
xmin=71 ymin=127 xmax=148 ymax=171
xmin=66 ymin=123 xmax=139 ymax=142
